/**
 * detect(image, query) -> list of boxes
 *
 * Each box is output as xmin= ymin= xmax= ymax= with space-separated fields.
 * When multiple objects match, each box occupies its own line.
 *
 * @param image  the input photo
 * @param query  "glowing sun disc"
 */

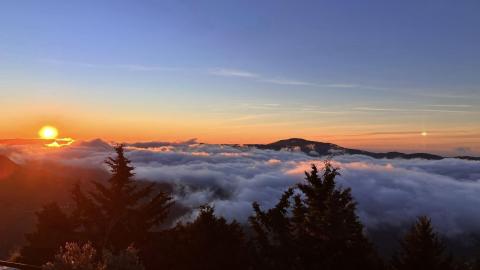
xmin=39 ymin=126 xmax=58 ymax=139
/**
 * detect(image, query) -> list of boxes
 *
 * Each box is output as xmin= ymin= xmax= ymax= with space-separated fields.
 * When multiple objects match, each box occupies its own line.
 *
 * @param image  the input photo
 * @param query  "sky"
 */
xmin=0 ymin=0 xmax=479 ymax=155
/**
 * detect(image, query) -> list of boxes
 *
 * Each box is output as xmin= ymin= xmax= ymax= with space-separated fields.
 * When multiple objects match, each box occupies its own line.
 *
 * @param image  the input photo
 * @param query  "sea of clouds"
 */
xmin=2 ymin=139 xmax=480 ymax=235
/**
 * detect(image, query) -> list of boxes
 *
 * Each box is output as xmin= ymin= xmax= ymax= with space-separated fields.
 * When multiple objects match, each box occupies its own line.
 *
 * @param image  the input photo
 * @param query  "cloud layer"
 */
xmin=2 ymin=140 xmax=480 ymax=235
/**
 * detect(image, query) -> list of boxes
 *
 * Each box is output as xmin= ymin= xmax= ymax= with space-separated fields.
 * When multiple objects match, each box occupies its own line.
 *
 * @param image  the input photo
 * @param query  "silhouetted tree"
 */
xmin=19 ymin=203 xmax=75 ymax=265
xmin=143 ymin=205 xmax=249 ymax=270
xmin=249 ymin=162 xmax=381 ymax=270
xmin=391 ymin=216 xmax=454 ymax=270
xmin=43 ymin=242 xmax=145 ymax=270
xmin=71 ymin=145 xmax=173 ymax=251
xmin=101 ymin=246 xmax=145 ymax=270
xmin=44 ymin=242 xmax=98 ymax=270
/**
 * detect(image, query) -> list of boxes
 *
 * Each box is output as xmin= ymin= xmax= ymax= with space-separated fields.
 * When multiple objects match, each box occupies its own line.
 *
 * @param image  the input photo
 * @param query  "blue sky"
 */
xmin=0 ymin=0 xmax=479 ymax=154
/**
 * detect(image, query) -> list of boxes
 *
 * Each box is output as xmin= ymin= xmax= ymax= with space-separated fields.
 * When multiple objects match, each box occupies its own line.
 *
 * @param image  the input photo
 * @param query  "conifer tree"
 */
xmin=392 ymin=216 xmax=454 ymax=270
xmin=146 ymin=205 xmax=249 ymax=270
xmin=19 ymin=203 xmax=75 ymax=265
xmin=72 ymin=145 xmax=173 ymax=251
xmin=249 ymin=162 xmax=381 ymax=270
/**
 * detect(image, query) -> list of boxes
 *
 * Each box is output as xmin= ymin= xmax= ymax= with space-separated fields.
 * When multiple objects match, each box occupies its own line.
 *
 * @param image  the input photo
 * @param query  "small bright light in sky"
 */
xmin=39 ymin=126 xmax=58 ymax=139
xmin=0 ymin=1 xmax=478 ymax=155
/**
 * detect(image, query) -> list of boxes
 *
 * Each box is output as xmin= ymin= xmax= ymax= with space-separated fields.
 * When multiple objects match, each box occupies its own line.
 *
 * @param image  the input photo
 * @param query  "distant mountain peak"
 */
xmin=275 ymin=138 xmax=334 ymax=145
xmin=249 ymin=138 xmax=478 ymax=161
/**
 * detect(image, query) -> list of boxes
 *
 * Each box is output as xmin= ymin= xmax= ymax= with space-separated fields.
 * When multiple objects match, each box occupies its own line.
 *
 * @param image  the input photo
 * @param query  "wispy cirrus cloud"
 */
xmin=207 ymin=68 xmax=292 ymax=81
xmin=114 ymin=64 xmax=182 ymax=72
xmin=260 ymin=78 xmax=316 ymax=86
xmin=415 ymin=92 xmax=479 ymax=100
xmin=324 ymin=83 xmax=358 ymax=88
xmin=259 ymin=79 xmax=388 ymax=90
xmin=40 ymin=58 xmax=385 ymax=90
xmin=426 ymin=104 xmax=473 ymax=108
xmin=208 ymin=67 xmax=384 ymax=90
xmin=354 ymin=106 xmax=479 ymax=114
xmin=208 ymin=68 xmax=259 ymax=78
xmin=259 ymin=78 xmax=365 ymax=88
xmin=39 ymin=58 xmax=182 ymax=72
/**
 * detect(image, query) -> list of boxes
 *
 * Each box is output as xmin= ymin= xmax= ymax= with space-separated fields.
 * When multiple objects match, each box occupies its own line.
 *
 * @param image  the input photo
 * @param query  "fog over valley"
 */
xmin=2 ymin=139 xmax=479 ymax=236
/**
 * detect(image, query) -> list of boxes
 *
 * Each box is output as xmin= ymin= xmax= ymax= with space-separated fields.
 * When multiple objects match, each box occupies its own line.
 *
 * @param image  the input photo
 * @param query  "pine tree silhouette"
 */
xmin=146 ymin=205 xmax=249 ymax=270
xmin=250 ymin=162 xmax=381 ymax=270
xmin=19 ymin=203 xmax=75 ymax=265
xmin=72 ymin=145 xmax=173 ymax=251
xmin=392 ymin=216 xmax=454 ymax=270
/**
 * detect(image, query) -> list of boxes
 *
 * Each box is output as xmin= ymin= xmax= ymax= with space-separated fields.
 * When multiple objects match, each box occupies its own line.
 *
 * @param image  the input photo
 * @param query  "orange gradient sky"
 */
xmin=1 ymin=92 xmax=479 ymax=155
xmin=1 ymin=1 xmax=479 ymax=156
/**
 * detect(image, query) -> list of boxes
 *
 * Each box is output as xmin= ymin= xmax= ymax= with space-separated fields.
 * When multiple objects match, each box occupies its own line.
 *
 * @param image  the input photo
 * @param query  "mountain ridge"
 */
xmin=247 ymin=138 xmax=479 ymax=161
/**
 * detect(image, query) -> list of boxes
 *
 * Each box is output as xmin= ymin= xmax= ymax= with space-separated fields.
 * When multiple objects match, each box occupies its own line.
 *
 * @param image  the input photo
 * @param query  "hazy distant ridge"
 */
xmin=247 ymin=138 xmax=480 ymax=161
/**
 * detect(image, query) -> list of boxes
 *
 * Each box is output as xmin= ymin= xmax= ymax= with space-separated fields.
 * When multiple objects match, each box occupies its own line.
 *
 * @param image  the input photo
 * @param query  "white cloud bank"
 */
xmin=2 ymin=140 xmax=480 ymax=235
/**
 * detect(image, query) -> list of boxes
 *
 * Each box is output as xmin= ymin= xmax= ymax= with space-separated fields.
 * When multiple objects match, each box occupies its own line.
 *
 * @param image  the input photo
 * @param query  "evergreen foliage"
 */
xmin=72 ymin=145 xmax=173 ymax=250
xmin=249 ymin=162 xmax=381 ymax=270
xmin=392 ymin=216 xmax=454 ymax=270
xmin=19 ymin=203 xmax=75 ymax=265
xmin=143 ymin=205 xmax=249 ymax=270
xmin=19 ymin=145 xmax=173 ymax=265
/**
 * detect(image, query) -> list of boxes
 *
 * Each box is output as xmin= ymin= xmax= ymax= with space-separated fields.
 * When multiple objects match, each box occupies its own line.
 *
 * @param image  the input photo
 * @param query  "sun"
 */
xmin=421 ymin=131 xmax=428 ymax=137
xmin=39 ymin=126 xmax=59 ymax=139
xmin=37 ymin=125 xmax=75 ymax=147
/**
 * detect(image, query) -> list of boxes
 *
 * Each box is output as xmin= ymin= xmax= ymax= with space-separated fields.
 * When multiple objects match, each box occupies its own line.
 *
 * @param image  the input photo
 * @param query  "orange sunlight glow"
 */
xmin=38 ymin=126 xmax=75 ymax=147
xmin=45 ymin=138 xmax=75 ymax=148
xmin=38 ymin=126 xmax=58 ymax=139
